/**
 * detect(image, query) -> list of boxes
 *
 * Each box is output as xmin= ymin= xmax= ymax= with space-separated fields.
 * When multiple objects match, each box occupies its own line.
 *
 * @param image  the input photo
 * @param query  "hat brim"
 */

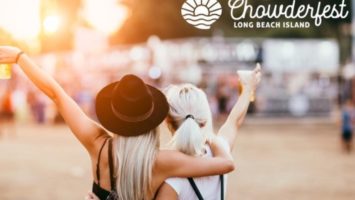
xmin=95 ymin=81 xmax=169 ymax=136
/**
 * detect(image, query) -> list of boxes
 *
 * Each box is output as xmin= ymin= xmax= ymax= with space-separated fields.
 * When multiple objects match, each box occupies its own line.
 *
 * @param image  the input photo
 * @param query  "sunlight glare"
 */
xmin=43 ymin=15 xmax=61 ymax=34
xmin=83 ymin=0 xmax=128 ymax=35
xmin=0 ymin=0 xmax=40 ymax=40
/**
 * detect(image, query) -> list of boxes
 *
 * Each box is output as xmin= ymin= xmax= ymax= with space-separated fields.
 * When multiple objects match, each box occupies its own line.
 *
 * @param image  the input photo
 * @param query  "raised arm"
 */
xmin=0 ymin=46 xmax=108 ymax=154
xmin=218 ymin=65 xmax=261 ymax=150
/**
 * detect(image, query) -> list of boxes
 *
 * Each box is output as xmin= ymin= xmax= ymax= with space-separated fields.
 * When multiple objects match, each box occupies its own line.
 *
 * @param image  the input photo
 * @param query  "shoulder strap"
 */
xmin=108 ymin=138 xmax=116 ymax=191
xmin=188 ymin=175 xmax=224 ymax=200
xmin=220 ymin=175 xmax=224 ymax=200
xmin=187 ymin=178 xmax=204 ymax=200
xmin=96 ymin=137 xmax=109 ymax=187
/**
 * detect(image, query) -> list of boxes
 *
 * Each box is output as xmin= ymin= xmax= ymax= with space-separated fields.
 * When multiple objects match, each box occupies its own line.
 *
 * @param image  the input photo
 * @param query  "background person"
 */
xmin=340 ymin=99 xmax=354 ymax=153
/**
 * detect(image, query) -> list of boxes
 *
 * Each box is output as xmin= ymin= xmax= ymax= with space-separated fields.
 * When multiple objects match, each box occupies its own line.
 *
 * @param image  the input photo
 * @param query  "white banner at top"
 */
xmin=263 ymin=39 xmax=339 ymax=74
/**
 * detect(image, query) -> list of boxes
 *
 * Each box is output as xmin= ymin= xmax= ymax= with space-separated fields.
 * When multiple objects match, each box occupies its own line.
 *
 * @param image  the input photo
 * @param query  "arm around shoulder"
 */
xmin=157 ymin=149 xmax=234 ymax=179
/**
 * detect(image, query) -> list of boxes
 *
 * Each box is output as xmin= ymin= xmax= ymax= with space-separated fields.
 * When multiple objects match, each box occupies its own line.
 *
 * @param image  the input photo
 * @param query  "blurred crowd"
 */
xmin=0 ymin=37 xmax=348 ymax=128
xmin=0 ymin=69 xmax=244 ymax=126
xmin=0 ymin=66 xmax=339 ymax=126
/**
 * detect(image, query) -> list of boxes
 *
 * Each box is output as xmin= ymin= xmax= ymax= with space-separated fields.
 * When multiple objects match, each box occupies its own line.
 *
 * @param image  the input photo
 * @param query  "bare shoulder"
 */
xmin=90 ymin=130 xmax=112 ymax=160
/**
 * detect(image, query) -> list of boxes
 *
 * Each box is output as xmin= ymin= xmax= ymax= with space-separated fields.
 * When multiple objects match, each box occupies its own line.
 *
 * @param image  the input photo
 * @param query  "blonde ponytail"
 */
xmin=165 ymin=84 xmax=214 ymax=156
xmin=172 ymin=117 xmax=205 ymax=156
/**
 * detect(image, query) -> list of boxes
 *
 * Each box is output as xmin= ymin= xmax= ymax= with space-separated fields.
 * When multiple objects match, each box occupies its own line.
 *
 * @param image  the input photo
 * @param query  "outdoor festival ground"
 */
xmin=0 ymin=118 xmax=354 ymax=200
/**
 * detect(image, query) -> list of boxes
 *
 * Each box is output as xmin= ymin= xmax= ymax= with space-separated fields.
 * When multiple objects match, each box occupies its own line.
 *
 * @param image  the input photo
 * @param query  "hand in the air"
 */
xmin=238 ymin=63 xmax=262 ymax=90
xmin=0 ymin=46 xmax=22 ymax=64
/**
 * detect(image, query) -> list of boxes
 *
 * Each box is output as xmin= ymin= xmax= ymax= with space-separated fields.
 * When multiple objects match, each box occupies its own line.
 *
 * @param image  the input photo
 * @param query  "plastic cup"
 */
xmin=237 ymin=70 xmax=255 ymax=102
xmin=0 ymin=64 xmax=11 ymax=79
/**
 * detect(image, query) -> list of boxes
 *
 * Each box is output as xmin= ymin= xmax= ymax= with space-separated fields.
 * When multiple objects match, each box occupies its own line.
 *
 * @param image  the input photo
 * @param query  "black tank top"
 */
xmin=92 ymin=138 xmax=117 ymax=200
xmin=92 ymin=138 xmax=159 ymax=200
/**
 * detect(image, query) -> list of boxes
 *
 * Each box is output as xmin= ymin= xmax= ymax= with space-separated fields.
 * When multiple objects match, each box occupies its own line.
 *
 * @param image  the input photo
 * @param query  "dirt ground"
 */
xmin=0 ymin=120 xmax=354 ymax=200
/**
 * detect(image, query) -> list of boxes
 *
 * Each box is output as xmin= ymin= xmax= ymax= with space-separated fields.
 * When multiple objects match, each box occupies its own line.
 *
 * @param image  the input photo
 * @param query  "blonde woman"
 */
xmin=155 ymin=66 xmax=261 ymax=200
xmin=0 ymin=46 xmax=234 ymax=200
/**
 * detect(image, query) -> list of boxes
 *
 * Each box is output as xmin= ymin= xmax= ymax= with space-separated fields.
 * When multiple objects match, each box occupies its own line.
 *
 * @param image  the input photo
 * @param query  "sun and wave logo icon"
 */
xmin=181 ymin=0 xmax=222 ymax=30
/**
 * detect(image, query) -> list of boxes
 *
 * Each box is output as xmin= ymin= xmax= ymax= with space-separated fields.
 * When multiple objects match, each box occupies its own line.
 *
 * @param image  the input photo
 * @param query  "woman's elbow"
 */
xmin=223 ymin=160 xmax=235 ymax=173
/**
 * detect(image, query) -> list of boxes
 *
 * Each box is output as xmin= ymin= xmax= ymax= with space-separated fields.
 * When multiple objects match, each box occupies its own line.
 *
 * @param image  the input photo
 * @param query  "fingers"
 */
xmin=0 ymin=46 xmax=21 ymax=63
xmin=84 ymin=195 xmax=94 ymax=200
xmin=254 ymin=63 xmax=261 ymax=72
xmin=253 ymin=63 xmax=262 ymax=83
xmin=85 ymin=191 xmax=96 ymax=200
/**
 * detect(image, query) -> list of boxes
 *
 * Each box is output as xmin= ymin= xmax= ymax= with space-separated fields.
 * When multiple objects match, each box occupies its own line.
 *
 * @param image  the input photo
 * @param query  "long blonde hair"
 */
xmin=113 ymin=129 xmax=158 ymax=200
xmin=164 ymin=84 xmax=214 ymax=156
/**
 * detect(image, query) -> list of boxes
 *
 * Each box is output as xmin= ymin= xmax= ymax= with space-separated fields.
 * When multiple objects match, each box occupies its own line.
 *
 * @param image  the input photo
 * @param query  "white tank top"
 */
xmin=165 ymin=137 xmax=230 ymax=200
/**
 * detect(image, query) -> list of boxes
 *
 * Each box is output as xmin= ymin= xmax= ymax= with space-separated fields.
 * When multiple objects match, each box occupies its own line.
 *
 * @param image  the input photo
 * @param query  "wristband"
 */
xmin=15 ymin=51 xmax=24 ymax=64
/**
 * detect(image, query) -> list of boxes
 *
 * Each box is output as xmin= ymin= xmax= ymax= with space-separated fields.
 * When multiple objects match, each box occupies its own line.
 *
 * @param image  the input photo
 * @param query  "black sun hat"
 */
xmin=95 ymin=74 xmax=169 ymax=136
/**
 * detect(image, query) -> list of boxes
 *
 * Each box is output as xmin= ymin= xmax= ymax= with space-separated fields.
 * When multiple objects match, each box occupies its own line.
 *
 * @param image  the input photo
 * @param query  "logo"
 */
xmin=228 ymin=0 xmax=349 ymax=29
xmin=181 ymin=0 xmax=222 ymax=30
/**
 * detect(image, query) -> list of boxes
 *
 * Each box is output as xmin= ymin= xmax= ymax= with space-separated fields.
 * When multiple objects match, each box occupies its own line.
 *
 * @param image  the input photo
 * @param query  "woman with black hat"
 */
xmin=0 ymin=46 xmax=234 ymax=200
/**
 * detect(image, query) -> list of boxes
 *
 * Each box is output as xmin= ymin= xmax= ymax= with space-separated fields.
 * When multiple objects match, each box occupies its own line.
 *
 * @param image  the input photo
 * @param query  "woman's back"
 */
xmin=164 ymin=139 xmax=229 ymax=200
xmin=92 ymin=136 xmax=233 ymax=200
xmin=92 ymin=136 xmax=166 ymax=200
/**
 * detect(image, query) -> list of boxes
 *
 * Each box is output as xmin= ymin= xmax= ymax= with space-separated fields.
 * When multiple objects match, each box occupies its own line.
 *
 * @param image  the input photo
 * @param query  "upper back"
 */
xmin=92 ymin=136 xmax=230 ymax=200
xmin=92 ymin=137 xmax=169 ymax=200
xmin=164 ymin=145 xmax=225 ymax=200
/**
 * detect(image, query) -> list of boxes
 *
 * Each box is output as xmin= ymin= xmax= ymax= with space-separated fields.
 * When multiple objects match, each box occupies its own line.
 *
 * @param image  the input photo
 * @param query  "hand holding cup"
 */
xmin=0 ymin=46 xmax=22 ymax=64
xmin=0 ymin=46 xmax=23 ymax=79
xmin=237 ymin=63 xmax=262 ymax=101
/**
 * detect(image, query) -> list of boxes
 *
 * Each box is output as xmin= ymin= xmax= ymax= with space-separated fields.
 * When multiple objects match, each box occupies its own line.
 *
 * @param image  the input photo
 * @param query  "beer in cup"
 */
xmin=0 ymin=64 xmax=11 ymax=79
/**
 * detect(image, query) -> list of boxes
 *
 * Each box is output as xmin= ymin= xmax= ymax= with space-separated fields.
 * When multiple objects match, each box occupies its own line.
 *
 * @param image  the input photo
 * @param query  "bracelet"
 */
xmin=15 ymin=51 xmax=24 ymax=64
